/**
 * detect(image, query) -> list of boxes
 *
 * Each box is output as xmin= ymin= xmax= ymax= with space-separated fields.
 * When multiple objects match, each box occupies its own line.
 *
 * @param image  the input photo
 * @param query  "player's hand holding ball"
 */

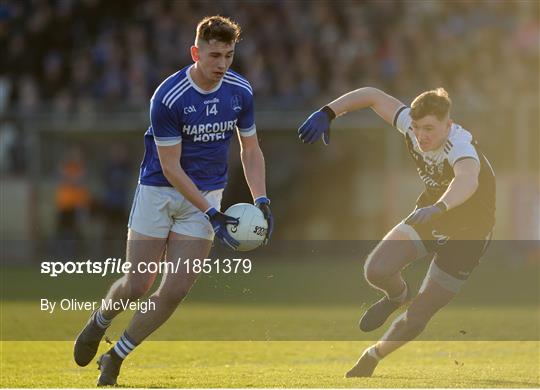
xmin=298 ymin=106 xmax=336 ymax=145
xmin=205 ymin=207 xmax=240 ymax=250
xmin=224 ymin=203 xmax=269 ymax=251
xmin=254 ymin=196 xmax=273 ymax=245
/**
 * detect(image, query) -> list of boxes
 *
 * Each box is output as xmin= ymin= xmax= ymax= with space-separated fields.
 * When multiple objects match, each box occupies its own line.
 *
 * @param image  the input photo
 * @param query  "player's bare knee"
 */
xmin=364 ymin=265 xmax=386 ymax=285
xmin=126 ymin=283 xmax=149 ymax=300
xmin=384 ymin=226 xmax=411 ymax=242
xmin=124 ymin=276 xmax=154 ymax=299
xmin=364 ymin=251 xmax=389 ymax=284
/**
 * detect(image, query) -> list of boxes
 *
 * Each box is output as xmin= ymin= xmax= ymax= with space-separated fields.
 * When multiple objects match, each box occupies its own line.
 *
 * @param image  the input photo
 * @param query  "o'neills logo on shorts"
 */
xmin=182 ymin=119 xmax=238 ymax=142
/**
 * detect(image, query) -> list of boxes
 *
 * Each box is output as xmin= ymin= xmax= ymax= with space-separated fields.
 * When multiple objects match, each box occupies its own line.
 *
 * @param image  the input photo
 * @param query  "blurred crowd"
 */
xmin=1 ymin=0 xmax=538 ymax=242
xmin=2 ymin=0 xmax=538 ymax=115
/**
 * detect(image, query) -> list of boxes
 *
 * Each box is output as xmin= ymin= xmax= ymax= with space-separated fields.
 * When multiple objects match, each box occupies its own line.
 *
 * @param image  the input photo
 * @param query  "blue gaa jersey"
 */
xmin=139 ymin=65 xmax=256 ymax=190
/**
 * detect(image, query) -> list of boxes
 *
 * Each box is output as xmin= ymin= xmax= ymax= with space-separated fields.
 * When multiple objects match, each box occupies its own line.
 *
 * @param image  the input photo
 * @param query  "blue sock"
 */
xmin=112 ymin=331 xmax=139 ymax=360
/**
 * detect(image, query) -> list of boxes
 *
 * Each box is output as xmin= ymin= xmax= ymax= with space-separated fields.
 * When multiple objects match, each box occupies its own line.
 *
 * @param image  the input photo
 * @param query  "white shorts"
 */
xmin=127 ymin=184 xmax=223 ymax=240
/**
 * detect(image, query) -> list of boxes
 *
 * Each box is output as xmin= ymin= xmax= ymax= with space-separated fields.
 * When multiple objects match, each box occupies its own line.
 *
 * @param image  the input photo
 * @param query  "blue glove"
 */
xmin=255 ymin=196 xmax=273 ymax=245
xmin=298 ymin=106 xmax=336 ymax=145
xmin=205 ymin=207 xmax=240 ymax=250
xmin=404 ymin=202 xmax=447 ymax=226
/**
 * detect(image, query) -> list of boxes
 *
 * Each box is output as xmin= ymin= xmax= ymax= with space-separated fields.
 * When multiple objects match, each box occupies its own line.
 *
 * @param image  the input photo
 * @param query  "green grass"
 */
xmin=1 ymin=302 xmax=538 ymax=341
xmin=1 ymin=300 xmax=539 ymax=387
xmin=1 ymin=254 xmax=539 ymax=387
xmin=1 ymin=340 xmax=539 ymax=387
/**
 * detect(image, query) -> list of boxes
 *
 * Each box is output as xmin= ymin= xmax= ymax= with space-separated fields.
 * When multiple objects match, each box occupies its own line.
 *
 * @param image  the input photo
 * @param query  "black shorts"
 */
xmin=408 ymin=219 xmax=492 ymax=281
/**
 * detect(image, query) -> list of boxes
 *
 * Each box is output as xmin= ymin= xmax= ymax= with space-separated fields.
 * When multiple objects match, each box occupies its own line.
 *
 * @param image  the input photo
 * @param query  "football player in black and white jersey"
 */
xmin=298 ymin=87 xmax=495 ymax=377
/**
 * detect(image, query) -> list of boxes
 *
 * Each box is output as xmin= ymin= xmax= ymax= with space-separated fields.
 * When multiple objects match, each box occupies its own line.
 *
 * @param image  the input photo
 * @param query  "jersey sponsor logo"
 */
xmin=419 ymin=172 xmax=440 ymax=188
xmin=418 ymin=170 xmax=450 ymax=189
xmin=231 ymin=95 xmax=242 ymax=112
xmin=184 ymin=105 xmax=197 ymax=114
xmin=182 ymin=119 xmax=238 ymax=142
xmin=204 ymin=98 xmax=220 ymax=105
xmin=431 ymin=230 xmax=450 ymax=245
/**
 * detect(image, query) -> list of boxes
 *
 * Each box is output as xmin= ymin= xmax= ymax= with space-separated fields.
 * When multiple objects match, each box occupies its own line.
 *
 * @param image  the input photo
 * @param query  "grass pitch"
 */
xmin=1 ymin=249 xmax=538 ymax=387
xmin=1 ymin=340 xmax=539 ymax=387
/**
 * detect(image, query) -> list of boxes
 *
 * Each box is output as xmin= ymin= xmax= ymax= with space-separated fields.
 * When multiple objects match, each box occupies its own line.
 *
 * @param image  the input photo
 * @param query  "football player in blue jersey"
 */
xmin=299 ymin=87 xmax=495 ymax=378
xmin=74 ymin=16 xmax=273 ymax=386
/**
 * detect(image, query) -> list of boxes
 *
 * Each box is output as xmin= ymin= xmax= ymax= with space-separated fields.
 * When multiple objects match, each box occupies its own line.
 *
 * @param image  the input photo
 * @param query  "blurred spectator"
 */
xmin=54 ymin=145 xmax=90 ymax=242
xmin=0 ymin=119 xmax=26 ymax=175
xmin=0 ymin=0 xmax=536 ymax=243
xmin=100 ymin=145 xmax=131 ymax=239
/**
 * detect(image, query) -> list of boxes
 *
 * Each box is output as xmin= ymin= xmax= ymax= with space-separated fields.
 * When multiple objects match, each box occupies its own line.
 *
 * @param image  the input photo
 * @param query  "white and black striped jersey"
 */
xmin=393 ymin=106 xmax=496 ymax=232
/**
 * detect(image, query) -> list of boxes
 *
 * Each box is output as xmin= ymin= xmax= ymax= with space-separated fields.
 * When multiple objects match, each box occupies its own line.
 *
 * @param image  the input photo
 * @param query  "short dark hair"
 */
xmin=195 ymin=16 xmax=241 ymax=45
xmin=410 ymin=88 xmax=451 ymax=121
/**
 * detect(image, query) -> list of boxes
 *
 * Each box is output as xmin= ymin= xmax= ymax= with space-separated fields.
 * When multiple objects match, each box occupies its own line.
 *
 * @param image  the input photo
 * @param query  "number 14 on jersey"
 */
xmin=206 ymin=104 xmax=218 ymax=116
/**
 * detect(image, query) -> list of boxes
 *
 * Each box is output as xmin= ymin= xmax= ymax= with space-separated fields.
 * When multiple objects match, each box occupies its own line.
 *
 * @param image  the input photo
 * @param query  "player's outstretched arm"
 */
xmin=328 ymin=87 xmax=404 ymax=125
xmin=298 ymin=87 xmax=405 ymax=144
